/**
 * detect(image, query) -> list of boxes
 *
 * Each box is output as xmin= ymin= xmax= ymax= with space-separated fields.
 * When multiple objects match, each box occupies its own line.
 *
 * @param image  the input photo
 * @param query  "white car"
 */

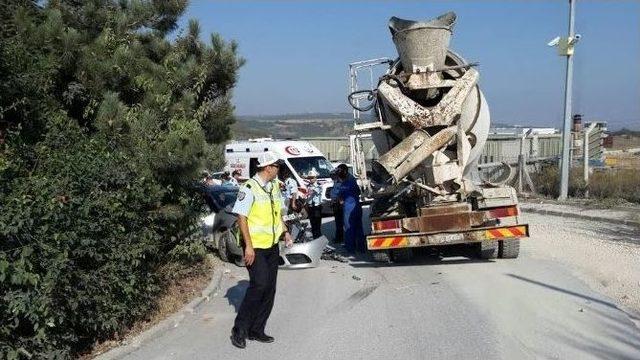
xmin=200 ymin=184 xmax=328 ymax=268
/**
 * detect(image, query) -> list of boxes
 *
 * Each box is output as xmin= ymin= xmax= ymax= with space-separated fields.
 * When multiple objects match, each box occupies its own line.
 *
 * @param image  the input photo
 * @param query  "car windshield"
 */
xmin=205 ymin=185 xmax=238 ymax=212
xmin=288 ymin=156 xmax=334 ymax=179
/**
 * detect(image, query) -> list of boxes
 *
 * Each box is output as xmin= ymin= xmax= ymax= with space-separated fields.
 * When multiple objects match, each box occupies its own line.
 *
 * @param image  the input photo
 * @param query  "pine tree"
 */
xmin=0 ymin=1 xmax=244 ymax=356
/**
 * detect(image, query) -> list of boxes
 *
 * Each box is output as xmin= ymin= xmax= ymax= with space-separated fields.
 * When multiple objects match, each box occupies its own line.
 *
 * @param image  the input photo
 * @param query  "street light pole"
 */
xmin=558 ymin=0 xmax=576 ymax=200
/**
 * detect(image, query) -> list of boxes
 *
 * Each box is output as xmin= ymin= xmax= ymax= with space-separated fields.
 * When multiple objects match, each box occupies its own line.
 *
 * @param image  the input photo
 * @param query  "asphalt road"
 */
xmin=120 ymin=212 xmax=640 ymax=360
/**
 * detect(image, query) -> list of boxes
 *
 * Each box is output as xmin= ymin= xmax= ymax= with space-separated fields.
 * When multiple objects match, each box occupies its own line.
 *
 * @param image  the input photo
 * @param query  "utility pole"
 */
xmin=557 ymin=0 xmax=579 ymax=200
xmin=558 ymin=0 xmax=576 ymax=200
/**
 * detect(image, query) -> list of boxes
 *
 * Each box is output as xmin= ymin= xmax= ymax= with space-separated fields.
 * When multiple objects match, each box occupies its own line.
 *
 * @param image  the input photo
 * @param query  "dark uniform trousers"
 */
xmin=332 ymin=202 xmax=344 ymax=243
xmin=234 ymin=243 xmax=279 ymax=336
xmin=308 ymin=205 xmax=323 ymax=239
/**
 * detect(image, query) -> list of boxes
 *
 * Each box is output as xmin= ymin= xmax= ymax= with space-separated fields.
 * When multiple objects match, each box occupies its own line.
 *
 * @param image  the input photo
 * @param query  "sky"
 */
xmin=180 ymin=1 xmax=640 ymax=130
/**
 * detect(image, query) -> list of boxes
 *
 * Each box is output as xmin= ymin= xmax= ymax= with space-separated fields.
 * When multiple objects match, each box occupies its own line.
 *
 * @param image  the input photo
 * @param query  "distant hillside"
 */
xmin=232 ymin=112 xmax=363 ymax=139
xmin=232 ymin=118 xmax=354 ymax=139
xmin=231 ymin=112 xmax=639 ymax=139
xmin=238 ymin=112 xmax=353 ymax=122
xmin=230 ymin=112 xmax=521 ymax=139
xmin=234 ymin=113 xmax=626 ymax=140
xmin=612 ymin=128 xmax=640 ymax=136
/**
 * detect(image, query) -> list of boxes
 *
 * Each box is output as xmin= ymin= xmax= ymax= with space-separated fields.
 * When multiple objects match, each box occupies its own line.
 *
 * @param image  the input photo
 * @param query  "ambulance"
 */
xmin=224 ymin=138 xmax=335 ymax=209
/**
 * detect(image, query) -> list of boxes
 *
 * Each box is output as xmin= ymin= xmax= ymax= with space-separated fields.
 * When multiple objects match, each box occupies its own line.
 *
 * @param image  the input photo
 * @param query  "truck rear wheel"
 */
xmin=476 ymin=241 xmax=498 ymax=260
xmin=391 ymin=248 xmax=413 ymax=262
xmin=371 ymin=250 xmax=391 ymax=263
xmin=499 ymin=239 xmax=520 ymax=259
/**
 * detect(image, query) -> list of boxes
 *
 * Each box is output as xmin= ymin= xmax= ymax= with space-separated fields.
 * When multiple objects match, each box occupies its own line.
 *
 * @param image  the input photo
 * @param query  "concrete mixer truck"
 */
xmin=347 ymin=12 xmax=529 ymax=262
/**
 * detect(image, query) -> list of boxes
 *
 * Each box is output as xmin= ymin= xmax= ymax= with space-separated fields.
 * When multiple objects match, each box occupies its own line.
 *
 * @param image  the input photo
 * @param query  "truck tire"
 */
xmin=391 ymin=248 xmax=413 ymax=263
xmin=499 ymin=239 xmax=520 ymax=259
xmin=371 ymin=250 xmax=391 ymax=263
xmin=217 ymin=230 xmax=232 ymax=263
xmin=476 ymin=241 xmax=498 ymax=260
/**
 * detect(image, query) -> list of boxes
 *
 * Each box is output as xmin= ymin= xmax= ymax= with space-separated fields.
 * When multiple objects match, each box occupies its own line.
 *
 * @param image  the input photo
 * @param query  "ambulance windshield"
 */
xmin=287 ymin=156 xmax=334 ymax=179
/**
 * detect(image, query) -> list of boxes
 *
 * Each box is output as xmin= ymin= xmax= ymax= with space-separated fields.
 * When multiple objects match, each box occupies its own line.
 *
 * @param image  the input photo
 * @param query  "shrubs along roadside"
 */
xmin=0 ymin=1 xmax=243 ymax=358
xmin=588 ymin=169 xmax=640 ymax=204
xmin=532 ymin=164 xmax=640 ymax=204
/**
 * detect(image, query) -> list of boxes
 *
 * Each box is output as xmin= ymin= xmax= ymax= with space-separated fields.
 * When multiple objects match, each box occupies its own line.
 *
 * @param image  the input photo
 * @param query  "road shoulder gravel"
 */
xmin=522 ymin=213 xmax=640 ymax=327
xmin=521 ymin=200 xmax=640 ymax=227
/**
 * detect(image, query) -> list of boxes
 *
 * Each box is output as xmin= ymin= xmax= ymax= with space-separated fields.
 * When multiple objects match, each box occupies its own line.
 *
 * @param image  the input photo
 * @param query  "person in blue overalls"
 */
xmin=329 ymin=169 xmax=343 ymax=244
xmin=335 ymin=164 xmax=365 ymax=253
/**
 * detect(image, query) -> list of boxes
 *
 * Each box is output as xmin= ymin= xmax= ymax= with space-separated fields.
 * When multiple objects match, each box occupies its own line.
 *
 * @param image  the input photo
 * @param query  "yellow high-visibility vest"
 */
xmin=244 ymin=178 xmax=283 ymax=249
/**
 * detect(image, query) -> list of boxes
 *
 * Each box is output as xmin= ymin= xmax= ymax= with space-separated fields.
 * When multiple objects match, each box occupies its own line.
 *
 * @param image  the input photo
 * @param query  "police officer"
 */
xmin=304 ymin=168 xmax=322 ymax=238
xmin=336 ymin=164 xmax=365 ymax=253
xmin=230 ymin=152 xmax=293 ymax=349
xmin=282 ymin=168 xmax=299 ymax=213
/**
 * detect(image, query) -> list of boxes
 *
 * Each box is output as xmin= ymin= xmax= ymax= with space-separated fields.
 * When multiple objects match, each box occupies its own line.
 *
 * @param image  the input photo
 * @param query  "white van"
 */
xmin=225 ymin=139 xmax=335 ymax=209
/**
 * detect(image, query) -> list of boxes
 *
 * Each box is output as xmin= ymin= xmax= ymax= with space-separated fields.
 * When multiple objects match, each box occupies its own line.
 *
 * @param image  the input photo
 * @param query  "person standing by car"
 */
xmin=282 ymin=168 xmax=299 ymax=213
xmin=304 ymin=169 xmax=322 ymax=239
xmin=221 ymin=171 xmax=234 ymax=186
xmin=230 ymin=152 xmax=293 ymax=349
xmin=336 ymin=164 xmax=365 ymax=253
xmin=230 ymin=169 xmax=242 ymax=186
xmin=202 ymin=170 xmax=220 ymax=186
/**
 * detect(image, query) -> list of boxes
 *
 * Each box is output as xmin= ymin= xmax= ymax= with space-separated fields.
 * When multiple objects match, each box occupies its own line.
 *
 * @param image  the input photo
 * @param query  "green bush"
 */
xmin=0 ymin=1 xmax=243 ymax=357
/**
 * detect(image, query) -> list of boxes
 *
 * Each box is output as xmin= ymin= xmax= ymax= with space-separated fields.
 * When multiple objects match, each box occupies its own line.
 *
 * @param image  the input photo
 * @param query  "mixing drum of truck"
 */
xmin=347 ymin=12 xmax=529 ymax=262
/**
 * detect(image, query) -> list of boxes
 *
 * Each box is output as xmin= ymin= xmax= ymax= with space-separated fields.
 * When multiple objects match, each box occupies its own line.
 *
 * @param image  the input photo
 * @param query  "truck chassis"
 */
xmin=367 ymin=202 xmax=528 ymax=261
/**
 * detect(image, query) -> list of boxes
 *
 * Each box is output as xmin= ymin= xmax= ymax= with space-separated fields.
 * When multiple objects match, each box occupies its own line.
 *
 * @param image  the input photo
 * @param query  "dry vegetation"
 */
xmin=588 ymin=168 xmax=640 ymax=204
xmin=533 ymin=164 xmax=640 ymax=204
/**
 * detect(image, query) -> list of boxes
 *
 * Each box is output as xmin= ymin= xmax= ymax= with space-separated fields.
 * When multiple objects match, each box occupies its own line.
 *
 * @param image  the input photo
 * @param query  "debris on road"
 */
xmin=352 ymin=275 xmax=362 ymax=281
xmin=321 ymin=247 xmax=350 ymax=263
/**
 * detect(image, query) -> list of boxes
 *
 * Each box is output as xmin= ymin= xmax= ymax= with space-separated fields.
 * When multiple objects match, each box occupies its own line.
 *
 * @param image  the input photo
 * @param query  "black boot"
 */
xmin=230 ymin=328 xmax=247 ymax=349
xmin=248 ymin=331 xmax=275 ymax=343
